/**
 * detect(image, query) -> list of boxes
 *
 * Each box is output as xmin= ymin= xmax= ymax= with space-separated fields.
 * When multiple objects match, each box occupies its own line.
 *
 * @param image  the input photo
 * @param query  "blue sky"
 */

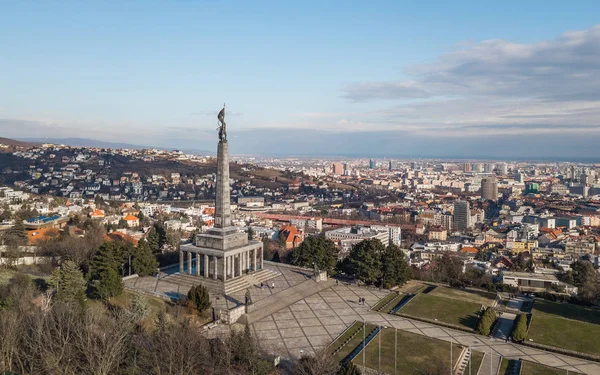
xmin=1 ymin=1 xmax=600 ymax=158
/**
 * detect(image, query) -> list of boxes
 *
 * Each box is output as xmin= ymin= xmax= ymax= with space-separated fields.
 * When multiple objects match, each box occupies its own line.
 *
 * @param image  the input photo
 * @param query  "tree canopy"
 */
xmin=290 ymin=235 xmax=339 ymax=272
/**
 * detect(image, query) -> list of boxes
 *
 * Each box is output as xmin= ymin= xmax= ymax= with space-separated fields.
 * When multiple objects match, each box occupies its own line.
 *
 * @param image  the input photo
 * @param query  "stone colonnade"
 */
xmin=179 ymin=247 xmax=263 ymax=281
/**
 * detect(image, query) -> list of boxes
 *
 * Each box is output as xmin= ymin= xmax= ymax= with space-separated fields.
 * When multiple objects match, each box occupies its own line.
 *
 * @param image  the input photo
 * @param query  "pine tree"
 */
xmin=347 ymin=239 xmax=384 ymax=285
xmin=476 ymin=307 xmax=497 ymax=336
xmin=290 ymin=235 xmax=339 ymax=272
xmin=88 ymin=242 xmax=124 ymax=300
xmin=133 ymin=239 xmax=159 ymax=276
xmin=511 ymin=313 xmax=528 ymax=342
xmin=130 ymin=293 xmax=150 ymax=320
xmin=3 ymin=219 xmax=28 ymax=246
xmin=272 ymin=251 xmax=281 ymax=263
xmin=187 ymin=284 xmax=211 ymax=313
xmin=382 ymin=244 xmax=411 ymax=288
xmin=50 ymin=260 xmax=86 ymax=306
xmin=147 ymin=227 xmax=160 ymax=253
xmin=90 ymin=267 xmax=123 ymax=300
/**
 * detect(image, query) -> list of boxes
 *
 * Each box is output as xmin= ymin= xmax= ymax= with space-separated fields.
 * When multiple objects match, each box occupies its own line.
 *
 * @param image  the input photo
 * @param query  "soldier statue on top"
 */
xmin=217 ymin=104 xmax=227 ymax=142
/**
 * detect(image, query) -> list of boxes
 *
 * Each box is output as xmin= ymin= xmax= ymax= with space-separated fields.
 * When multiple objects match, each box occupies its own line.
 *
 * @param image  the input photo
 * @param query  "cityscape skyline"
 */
xmin=1 ymin=1 xmax=600 ymax=158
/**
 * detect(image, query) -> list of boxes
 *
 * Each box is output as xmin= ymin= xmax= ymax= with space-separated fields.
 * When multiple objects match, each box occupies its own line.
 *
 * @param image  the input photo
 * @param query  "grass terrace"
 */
xmin=428 ymin=285 xmax=496 ymax=306
xmin=371 ymin=293 xmax=397 ymax=312
xmin=520 ymin=361 xmax=582 ymax=375
xmin=527 ymin=300 xmax=600 ymax=356
xmin=353 ymin=328 xmax=465 ymax=375
xmin=470 ymin=350 xmax=484 ymax=375
xmin=399 ymin=292 xmax=483 ymax=330
xmin=329 ymin=322 xmax=378 ymax=363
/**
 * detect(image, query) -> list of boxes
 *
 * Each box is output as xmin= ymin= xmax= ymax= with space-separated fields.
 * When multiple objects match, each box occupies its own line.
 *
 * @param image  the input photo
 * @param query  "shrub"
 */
xmin=476 ymin=307 xmax=497 ymax=336
xmin=511 ymin=313 xmax=528 ymax=342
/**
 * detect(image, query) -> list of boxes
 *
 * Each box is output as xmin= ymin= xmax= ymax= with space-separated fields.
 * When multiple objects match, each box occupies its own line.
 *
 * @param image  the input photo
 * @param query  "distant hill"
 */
xmin=18 ymin=137 xmax=151 ymax=150
xmin=17 ymin=137 xmax=212 ymax=155
xmin=0 ymin=137 xmax=40 ymax=148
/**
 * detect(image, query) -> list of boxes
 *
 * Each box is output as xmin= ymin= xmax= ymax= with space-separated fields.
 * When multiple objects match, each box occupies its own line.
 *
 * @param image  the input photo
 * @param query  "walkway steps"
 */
xmin=239 ymin=278 xmax=336 ymax=325
xmin=455 ymin=347 xmax=471 ymax=375
xmin=163 ymin=268 xmax=281 ymax=296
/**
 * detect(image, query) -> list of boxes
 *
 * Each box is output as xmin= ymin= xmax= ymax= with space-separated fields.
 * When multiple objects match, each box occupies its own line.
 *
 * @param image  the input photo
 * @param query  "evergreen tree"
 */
xmin=346 ymin=239 xmax=384 ymax=285
xmin=88 ymin=242 xmax=124 ymax=300
xmin=50 ymin=260 xmax=86 ymax=306
xmin=133 ymin=239 xmax=159 ymax=276
xmin=247 ymin=227 xmax=255 ymax=240
xmin=3 ymin=219 xmax=28 ymax=246
xmin=382 ymin=244 xmax=411 ymax=288
xmin=290 ymin=235 xmax=339 ymax=272
xmin=476 ymin=307 xmax=497 ymax=336
xmin=90 ymin=267 xmax=123 ymax=300
xmin=511 ymin=313 xmax=528 ymax=342
xmin=147 ymin=227 xmax=160 ymax=253
xmin=271 ymin=251 xmax=281 ymax=263
xmin=130 ymin=293 xmax=150 ymax=320
xmin=187 ymin=284 xmax=211 ymax=313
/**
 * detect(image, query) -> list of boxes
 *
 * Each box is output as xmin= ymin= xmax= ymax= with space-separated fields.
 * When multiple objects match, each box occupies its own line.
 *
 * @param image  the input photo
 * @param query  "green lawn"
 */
xmin=354 ymin=328 xmax=463 ymax=375
xmin=399 ymin=293 xmax=482 ymax=330
xmin=469 ymin=350 xmax=484 ymax=375
xmin=521 ymin=361 xmax=579 ymax=375
xmin=371 ymin=293 xmax=397 ymax=312
xmin=527 ymin=308 xmax=600 ymax=355
xmin=329 ymin=322 xmax=378 ymax=363
xmin=428 ymin=285 xmax=496 ymax=306
xmin=532 ymin=299 xmax=600 ymax=325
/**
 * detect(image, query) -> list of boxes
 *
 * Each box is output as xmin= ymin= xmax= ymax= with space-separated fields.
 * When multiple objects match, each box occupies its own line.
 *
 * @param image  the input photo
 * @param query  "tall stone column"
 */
xmin=214 ymin=140 xmax=232 ymax=229
xmin=204 ymin=254 xmax=209 ymax=278
xmin=253 ymin=249 xmax=257 ymax=272
xmin=229 ymin=256 xmax=233 ymax=278
xmin=223 ymin=256 xmax=227 ymax=281
xmin=213 ymin=255 xmax=218 ymax=280
xmin=196 ymin=254 xmax=201 ymax=276
xmin=187 ymin=252 xmax=192 ymax=275
xmin=238 ymin=253 xmax=242 ymax=276
xmin=179 ymin=250 xmax=184 ymax=273
xmin=260 ymin=247 xmax=264 ymax=269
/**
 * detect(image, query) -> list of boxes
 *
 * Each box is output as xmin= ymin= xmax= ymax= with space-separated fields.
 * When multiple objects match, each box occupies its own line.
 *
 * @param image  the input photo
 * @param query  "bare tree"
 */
xmin=294 ymin=349 xmax=340 ymax=375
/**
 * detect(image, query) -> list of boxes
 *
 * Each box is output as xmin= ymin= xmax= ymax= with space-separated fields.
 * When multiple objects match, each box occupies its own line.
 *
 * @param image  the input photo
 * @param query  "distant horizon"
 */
xmin=2 ymin=2 xmax=600 ymax=159
xmin=15 ymin=136 xmax=600 ymax=164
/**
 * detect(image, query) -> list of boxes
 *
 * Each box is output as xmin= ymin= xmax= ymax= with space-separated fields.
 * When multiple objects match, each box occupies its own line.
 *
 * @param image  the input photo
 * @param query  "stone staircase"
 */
xmin=455 ymin=347 xmax=471 ymax=375
xmin=163 ymin=268 xmax=281 ymax=296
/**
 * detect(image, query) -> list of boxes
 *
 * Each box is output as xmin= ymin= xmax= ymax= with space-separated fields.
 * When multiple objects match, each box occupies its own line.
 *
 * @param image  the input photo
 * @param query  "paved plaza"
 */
xmin=127 ymin=265 xmax=600 ymax=375
xmin=249 ymin=283 xmax=600 ymax=375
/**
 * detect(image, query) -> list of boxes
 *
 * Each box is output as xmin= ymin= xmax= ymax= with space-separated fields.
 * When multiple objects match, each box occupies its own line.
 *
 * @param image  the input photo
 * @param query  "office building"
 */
xmin=332 ymin=162 xmax=343 ymax=175
xmin=481 ymin=177 xmax=498 ymax=201
xmin=453 ymin=200 xmax=471 ymax=232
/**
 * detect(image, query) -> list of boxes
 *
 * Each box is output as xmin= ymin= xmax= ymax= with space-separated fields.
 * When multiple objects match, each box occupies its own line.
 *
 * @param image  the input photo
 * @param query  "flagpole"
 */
xmin=394 ymin=327 xmax=397 ymax=375
xmin=378 ymin=325 xmax=381 ymax=374
xmin=363 ymin=320 xmax=366 ymax=369
xmin=450 ymin=340 xmax=453 ymax=375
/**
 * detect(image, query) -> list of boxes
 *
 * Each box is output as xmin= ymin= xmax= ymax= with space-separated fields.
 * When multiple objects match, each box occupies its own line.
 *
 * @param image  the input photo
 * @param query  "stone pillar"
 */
xmin=187 ymin=252 xmax=192 ymax=275
xmin=229 ymin=256 xmax=233 ymax=278
xmin=260 ymin=247 xmax=264 ymax=269
xmin=213 ymin=255 xmax=218 ymax=280
xmin=179 ymin=250 xmax=184 ymax=273
xmin=214 ymin=141 xmax=232 ymax=229
xmin=238 ymin=253 xmax=242 ymax=276
xmin=196 ymin=254 xmax=201 ymax=276
xmin=253 ymin=249 xmax=257 ymax=272
xmin=223 ymin=256 xmax=227 ymax=281
xmin=204 ymin=254 xmax=209 ymax=278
